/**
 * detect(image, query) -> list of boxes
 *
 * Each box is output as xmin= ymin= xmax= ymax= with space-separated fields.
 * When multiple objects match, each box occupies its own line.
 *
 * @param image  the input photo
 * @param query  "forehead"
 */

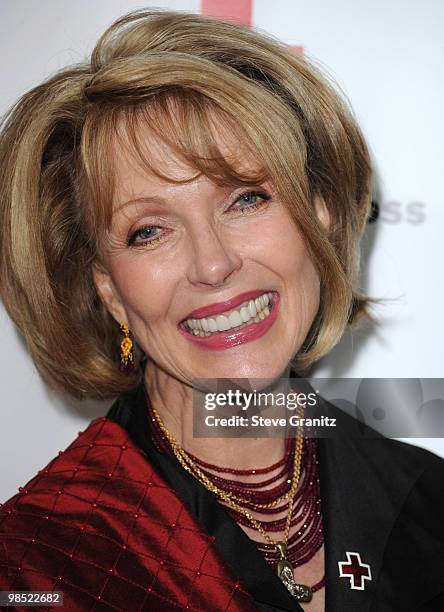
xmin=110 ymin=106 xmax=267 ymax=206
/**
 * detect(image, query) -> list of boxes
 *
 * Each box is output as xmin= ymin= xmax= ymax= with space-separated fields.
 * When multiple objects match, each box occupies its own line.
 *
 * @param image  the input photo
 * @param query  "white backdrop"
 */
xmin=1 ymin=0 xmax=443 ymax=502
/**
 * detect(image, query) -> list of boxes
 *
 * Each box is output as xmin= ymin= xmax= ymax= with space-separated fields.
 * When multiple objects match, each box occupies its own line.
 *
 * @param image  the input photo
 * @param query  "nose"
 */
xmin=186 ymin=224 xmax=242 ymax=288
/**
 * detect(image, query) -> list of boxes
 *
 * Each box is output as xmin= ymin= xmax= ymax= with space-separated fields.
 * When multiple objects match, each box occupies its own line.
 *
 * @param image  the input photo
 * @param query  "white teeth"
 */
xmin=183 ymin=291 xmax=276 ymax=336
xmin=208 ymin=318 xmax=218 ymax=332
xmin=216 ymin=315 xmax=231 ymax=331
xmin=228 ymin=311 xmax=242 ymax=327
xmin=240 ymin=306 xmax=251 ymax=323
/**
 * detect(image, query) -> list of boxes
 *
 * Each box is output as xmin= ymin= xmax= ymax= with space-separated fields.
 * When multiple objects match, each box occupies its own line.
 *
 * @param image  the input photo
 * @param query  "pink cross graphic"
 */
xmin=338 ymin=551 xmax=372 ymax=590
xmin=200 ymin=0 xmax=303 ymax=54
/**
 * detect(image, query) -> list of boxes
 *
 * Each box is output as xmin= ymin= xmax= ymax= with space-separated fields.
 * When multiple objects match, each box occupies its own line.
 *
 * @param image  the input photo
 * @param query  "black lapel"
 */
xmin=107 ymin=386 xmax=302 ymax=612
xmin=314 ymin=394 xmax=434 ymax=611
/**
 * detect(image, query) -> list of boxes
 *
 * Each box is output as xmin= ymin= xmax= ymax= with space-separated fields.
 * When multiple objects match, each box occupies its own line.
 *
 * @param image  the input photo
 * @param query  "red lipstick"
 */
xmin=178 ymin=292 xmax=280 ymax=350
xmin=181 ymin=289 xmax=272 ymax=321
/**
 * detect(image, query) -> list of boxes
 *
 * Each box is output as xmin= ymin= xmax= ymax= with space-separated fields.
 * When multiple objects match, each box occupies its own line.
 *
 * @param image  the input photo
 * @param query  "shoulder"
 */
xmin=319 ymin=395 xmax=444 ymax=530
xmin=0 ymin=415 xmax=158 ymax=515
xmin=365 ymin=435 xmax=444 ymax=478
xmin=0 ymin=416 xmax=159 ymax=591
xmin=349 ymin=415 xmax=444 ymax=511
xmin=323 ymin=393 xmax=444 ymax=480
xmin=375 ymin=442 xmax=444 ymax=607
xmin=382 ymin=438 xmax=444 ymax=525
xmin=375 ymin=437 xmax=444 ymax=528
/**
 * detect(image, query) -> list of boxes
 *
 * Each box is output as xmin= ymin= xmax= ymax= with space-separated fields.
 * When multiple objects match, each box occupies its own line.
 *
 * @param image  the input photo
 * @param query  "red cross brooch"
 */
xmin=338 ymin=551 xmax=372 ymax=590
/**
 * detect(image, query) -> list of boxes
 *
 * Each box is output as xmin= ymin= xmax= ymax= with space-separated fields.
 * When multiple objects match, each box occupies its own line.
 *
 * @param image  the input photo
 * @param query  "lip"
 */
xmin=180 ymin=289 xmax=274 ymax=322
xmin=178 ymin=292 xmax=280 ymax=350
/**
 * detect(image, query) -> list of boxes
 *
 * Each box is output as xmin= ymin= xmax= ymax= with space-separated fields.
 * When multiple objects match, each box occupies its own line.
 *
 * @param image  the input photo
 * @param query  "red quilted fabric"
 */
xmin=0 ymin=418 xmax=258 ymax=611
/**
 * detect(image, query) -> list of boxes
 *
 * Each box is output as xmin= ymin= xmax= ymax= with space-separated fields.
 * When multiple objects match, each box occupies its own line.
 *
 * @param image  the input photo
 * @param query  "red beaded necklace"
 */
xmin=148 ymin=403 xmax=325 ymax=594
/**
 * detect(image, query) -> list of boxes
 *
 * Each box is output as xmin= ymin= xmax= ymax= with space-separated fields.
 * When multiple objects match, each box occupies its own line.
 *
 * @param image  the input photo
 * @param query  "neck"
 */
xmin=143 ymin=360 xmax=294 ymax=471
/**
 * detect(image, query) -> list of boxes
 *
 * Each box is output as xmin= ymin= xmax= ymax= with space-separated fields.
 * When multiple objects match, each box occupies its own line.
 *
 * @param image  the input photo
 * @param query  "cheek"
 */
xmin=107 ymin=253 xmax=179 ymax=324
xmin=248 ymin=212 xmax=320 ymax=294
xmin=252 ymin=214 xmax=320 ymax=325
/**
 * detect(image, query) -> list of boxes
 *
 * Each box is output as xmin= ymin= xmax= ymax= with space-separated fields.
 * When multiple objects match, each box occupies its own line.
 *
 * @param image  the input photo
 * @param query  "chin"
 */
xmin=198 ymin=359 xmax=288 ymax=384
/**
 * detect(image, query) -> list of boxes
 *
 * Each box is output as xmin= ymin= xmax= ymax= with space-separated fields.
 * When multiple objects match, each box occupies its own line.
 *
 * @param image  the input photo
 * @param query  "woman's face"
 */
xmin=94 ymin=123 xmax=327 ymax=384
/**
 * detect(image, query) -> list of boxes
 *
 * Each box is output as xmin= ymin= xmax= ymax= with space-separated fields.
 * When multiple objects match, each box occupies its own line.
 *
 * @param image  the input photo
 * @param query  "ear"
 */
xmin=314 ymin=195 xmax=330 ymax=231
xmin=92 ymin=262 xmax=128 ymax=325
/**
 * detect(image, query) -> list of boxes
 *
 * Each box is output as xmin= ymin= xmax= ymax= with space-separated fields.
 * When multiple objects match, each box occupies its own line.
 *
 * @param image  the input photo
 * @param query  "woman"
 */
xmin=0 ymin=9 xmax=443 ymax=612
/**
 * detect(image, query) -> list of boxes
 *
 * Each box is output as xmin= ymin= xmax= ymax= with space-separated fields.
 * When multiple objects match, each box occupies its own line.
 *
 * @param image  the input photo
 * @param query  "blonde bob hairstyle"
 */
xmin=0 ymin=9 xmax=372 ymax=399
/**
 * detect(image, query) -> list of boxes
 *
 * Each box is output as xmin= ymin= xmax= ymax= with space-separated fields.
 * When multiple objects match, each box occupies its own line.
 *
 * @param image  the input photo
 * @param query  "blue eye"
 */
xmin=232 ymin=190 xmax=271 ymax=212
xmin=127 ymin=225 xmax=162 ymax=246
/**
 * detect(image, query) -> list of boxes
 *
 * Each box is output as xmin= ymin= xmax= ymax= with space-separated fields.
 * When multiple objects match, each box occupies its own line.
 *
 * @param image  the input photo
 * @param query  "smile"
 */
xmin=178 ymin=291 xmax=280 ymax=350
xmin=181 ymin=291 xmax=274 ymax=336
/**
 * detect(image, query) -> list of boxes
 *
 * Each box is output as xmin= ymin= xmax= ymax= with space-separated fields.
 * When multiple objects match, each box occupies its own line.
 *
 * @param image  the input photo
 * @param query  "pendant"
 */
xmin=276 ymin=542 xmax=313 ymax=603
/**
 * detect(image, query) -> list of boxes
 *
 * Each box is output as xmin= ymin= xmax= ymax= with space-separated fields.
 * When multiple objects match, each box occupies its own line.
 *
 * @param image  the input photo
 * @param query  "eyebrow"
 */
xmin=114 ymin=196 xmax=167 ymax=216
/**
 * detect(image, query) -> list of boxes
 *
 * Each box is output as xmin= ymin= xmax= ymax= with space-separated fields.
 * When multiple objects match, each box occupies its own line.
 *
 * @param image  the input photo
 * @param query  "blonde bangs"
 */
xmin=80 ymin=82 xmax=300 ymax=250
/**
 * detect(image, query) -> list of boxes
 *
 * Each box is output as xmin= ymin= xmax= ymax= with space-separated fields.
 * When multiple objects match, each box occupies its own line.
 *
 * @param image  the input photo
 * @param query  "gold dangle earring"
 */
xmin=119 ymin=322 xmax=134 ymax=373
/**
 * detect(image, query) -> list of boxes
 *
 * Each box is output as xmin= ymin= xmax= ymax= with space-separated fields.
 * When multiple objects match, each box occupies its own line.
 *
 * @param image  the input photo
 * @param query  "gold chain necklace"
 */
xmin=150 ymin=405 xmax=313 ymax=603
